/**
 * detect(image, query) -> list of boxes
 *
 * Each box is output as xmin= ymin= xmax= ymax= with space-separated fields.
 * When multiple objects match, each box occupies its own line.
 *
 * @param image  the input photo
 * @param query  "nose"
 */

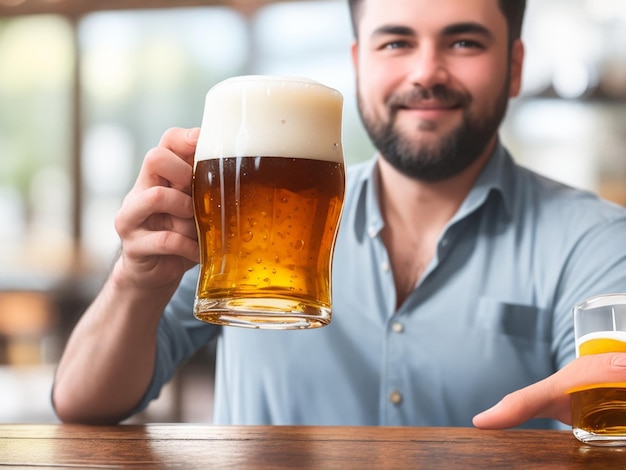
xmin=406 ymin=44 xmax=449 ymax=89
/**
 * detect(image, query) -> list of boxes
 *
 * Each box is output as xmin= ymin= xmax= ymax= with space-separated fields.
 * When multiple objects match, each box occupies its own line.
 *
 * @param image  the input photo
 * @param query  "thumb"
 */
xmin=473 ymin=353 xmax=626 ymax=429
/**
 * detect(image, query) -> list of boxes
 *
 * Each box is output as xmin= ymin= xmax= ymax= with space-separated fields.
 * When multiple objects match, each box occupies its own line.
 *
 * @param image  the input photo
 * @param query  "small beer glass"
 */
xmin=570 ymin=293 xmax=626 ymax=445
xmin=192 ymin=75 xmax=345 ymax=329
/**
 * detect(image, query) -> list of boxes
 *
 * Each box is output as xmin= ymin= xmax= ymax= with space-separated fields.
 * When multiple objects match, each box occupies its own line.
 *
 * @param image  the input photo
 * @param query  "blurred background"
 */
xmin=1 ymin=0 xmax=625 ymax=423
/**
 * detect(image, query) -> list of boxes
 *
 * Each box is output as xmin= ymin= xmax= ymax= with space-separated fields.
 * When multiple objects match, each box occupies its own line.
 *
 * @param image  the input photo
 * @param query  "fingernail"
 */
xmin=612 ymin=354 xmax=626 ymax=367
xmin=186 ymin=128 xmax=200 ymax=141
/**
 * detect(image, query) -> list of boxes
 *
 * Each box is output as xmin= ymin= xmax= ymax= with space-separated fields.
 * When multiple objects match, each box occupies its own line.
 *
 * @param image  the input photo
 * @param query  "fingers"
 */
xmin=118 ymin=185 xmax=194 ymax=232
xmin=472 ymin=378 xmax=571 ymax=429
xmin=113 ymin=127 xmax=202 ymax=269
xmin=134 ymin=127 xmax=200 ymax=193
xmin=115 ymin=186 xmax=199 ymax=262
xmin=123 ymin=227 xmax=199 ymax=265
xmin=473 ymin=353 xmax=626 ymax=429
xmin=158 ymin=127 xmax=200 ymax=166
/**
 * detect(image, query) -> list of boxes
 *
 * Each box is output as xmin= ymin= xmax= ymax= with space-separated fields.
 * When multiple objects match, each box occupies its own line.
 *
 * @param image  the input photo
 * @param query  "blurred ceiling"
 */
xmin=0 ymin=0 xmax=296 ymax=16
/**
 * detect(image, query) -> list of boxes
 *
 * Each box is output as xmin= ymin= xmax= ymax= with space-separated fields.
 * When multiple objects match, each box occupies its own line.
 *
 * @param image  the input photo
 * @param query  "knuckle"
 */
xmin=159 ymin=127 xmax=184 ymax=144
xmin=114 ymin=204 xmax=132 ymax=238
xmin=143 ymin=146 xmax=163 ymax=167
xmin=144 ymin=186 xmax=168 ymax=207
xmin=155 ymin=230 xmax=176 ymax=252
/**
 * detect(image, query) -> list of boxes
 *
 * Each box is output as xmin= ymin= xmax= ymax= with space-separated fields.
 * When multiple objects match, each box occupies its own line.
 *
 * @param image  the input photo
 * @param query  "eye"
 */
xmin=382 ymin=40 xmax=411 ymax=50
xmin=452 ymin=39 xmax=485 ymax=50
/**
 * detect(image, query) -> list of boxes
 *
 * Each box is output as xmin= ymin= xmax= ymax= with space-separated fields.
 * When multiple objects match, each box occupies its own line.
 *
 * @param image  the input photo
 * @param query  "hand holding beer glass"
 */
xmin=570 ymin=294 xmax=626 ymax=445
xmin=192 ymin=76 xmax=345 ymax=329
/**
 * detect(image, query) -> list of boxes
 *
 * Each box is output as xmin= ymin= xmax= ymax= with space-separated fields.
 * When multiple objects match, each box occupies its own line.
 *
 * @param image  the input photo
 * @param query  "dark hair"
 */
xmin=347 ymin=0 xmax=526 ymax=46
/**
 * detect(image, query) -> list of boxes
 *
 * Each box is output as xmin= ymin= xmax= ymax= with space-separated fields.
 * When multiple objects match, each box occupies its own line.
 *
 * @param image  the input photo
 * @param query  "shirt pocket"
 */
xmin=475 ymin=296 xmax=551 ymax=343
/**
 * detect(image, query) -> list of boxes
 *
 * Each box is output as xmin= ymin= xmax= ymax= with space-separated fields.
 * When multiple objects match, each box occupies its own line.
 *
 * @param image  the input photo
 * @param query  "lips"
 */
xmin=400 ymin=100 xmax=460 ymax=111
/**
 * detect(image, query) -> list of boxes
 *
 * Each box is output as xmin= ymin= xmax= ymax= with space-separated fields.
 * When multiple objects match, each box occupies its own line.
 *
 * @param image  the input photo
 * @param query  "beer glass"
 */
xmin=192 ymin=75 xmax=345 ymax=330
xmin=570 ymin=293 xmax=626 ymax=445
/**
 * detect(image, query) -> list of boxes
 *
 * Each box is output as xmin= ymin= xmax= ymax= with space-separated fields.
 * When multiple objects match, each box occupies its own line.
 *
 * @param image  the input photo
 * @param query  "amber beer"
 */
xmin=571 ymin=294 xmax=626 ymax=445
xmin=192 ymin=76 xmax=345 ymax=329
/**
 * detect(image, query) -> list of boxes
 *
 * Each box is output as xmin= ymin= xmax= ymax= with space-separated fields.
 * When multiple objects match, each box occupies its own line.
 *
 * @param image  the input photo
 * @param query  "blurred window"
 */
xmin=0 ymin=16 xmax=74 ymax=285
xmin=2 ymin=0 xmax=626 ymax=288
xmin=79 ymin=8 xmax=249 ymax=266
xmin=0 ymin=8 xmax=250 ymax=281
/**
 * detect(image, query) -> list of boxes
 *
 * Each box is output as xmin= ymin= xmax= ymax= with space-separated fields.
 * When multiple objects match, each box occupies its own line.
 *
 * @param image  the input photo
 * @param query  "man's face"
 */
xmin=352 ymin=0 xmax=523 ymax=181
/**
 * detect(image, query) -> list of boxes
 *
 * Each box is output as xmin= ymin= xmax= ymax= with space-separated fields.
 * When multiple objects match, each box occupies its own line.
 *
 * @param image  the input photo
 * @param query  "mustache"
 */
xmin=386 ymin=85 xmax=471 ymax=110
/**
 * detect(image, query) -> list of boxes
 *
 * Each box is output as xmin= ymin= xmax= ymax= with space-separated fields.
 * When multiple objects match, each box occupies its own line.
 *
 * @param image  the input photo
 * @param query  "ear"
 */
xmin=508 ymin=39 xmax=524 ymax=98
xmin=351 ymin=40 xmax=359 ymax=72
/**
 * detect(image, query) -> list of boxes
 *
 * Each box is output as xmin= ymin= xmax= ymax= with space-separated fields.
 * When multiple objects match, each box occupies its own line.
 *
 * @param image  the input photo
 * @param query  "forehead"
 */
xmin=358 ymin=0 xmax=507 ymax=40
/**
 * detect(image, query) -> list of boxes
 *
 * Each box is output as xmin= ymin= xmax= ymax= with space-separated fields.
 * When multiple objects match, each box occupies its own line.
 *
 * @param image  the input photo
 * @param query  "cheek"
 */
xmin=358 ymin=62 xmax=399 ymax=112
xmin=459 ymin=60 xmax=508 ymax=104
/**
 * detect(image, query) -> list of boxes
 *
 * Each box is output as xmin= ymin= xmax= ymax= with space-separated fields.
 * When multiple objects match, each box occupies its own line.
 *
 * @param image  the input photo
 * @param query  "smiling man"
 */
xmin=354 ymin=0 xmax=520 ymax=184
xmin=53 ymin=0 xmax=626 ymax=430
xmin=351 ymin=0 xmax=526 ymax=307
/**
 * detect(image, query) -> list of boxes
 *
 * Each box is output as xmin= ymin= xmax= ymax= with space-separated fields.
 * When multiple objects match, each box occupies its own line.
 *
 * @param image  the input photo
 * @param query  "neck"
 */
xmin=377 ymin=137 xmax=497 ymax=309
xmin=377 ymin=137 xmax=497 ymax=232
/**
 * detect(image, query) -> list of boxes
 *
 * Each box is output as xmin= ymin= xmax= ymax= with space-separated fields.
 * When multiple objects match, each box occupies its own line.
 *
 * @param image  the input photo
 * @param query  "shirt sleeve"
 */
xmin=130 ymin=265 xmax=221 ymax=414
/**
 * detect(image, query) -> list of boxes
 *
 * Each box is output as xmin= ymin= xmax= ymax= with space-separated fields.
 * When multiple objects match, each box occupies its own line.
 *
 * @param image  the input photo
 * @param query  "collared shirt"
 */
xmin=137 ymin=143 xmax=626 ymax=429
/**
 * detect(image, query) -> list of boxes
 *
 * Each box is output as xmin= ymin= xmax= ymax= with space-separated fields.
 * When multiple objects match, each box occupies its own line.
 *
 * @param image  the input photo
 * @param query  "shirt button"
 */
xmin=441 ymin=237 xmax=449 ymax=247
xmin=381 ymin=262 xmax=390 ymax=272
xmin=368 ymin=227 xmax=377 ymax=238
xmin=391 ymin=322 xmax=404 ymax=334
xmin=389 ymin=391 xmax=403 ymax=405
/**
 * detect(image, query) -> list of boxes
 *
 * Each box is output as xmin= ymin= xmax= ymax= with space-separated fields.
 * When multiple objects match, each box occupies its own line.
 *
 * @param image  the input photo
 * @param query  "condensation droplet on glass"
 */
xmin=286 ymin=264 xmax=296 ymax=271
xmin=256 ymin=258 xmax=262 ymax=264
xmin=292 ymin=240 xmax=305 ymax=251
xmin=241 ymin=231 xmax=253 ymax=243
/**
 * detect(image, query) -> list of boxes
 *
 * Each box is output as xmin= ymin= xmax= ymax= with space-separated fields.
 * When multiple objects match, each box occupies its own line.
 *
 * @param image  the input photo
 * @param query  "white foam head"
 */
xmin=194 ymin=75 xmax=344 ymax=164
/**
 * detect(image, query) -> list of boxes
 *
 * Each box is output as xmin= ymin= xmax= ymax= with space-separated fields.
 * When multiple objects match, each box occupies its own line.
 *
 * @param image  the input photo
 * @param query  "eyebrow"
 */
xmin=370 ymin=22 xmax=494 ymax=41
xmin=371 ymin=25 xmax=416 ymax=38
xmin=441 ymin=22 xmax=494 ymax=40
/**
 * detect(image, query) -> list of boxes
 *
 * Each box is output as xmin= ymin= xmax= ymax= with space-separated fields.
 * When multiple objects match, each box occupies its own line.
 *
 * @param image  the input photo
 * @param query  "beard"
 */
xmin=357 ymin=79 xmax=510 ymax=182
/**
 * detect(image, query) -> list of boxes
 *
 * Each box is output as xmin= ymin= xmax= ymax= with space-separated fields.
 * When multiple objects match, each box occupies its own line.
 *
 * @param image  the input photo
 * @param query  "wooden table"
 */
xmin=1 ymin=424 xmax=625 ymax=468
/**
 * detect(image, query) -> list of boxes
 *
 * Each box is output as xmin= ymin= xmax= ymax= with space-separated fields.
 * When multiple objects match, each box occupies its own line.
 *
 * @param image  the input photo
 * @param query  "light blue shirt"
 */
xmin=137 ymin=143 xmax=626 ymax=429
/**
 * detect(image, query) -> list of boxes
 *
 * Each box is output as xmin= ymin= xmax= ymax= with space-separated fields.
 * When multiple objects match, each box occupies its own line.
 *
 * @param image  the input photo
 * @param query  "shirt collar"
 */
xmin=457 ymin=141 xmax=514 ymax=222
xmin=356 ymin=140 xmax=514 ymax=238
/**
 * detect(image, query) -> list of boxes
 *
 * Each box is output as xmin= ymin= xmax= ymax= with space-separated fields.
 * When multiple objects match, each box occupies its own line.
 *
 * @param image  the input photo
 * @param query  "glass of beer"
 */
xmin=570 ymin=293 xmax=626 ymax=445
xmin=192 ymin=75 xmax=345 ymax=329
